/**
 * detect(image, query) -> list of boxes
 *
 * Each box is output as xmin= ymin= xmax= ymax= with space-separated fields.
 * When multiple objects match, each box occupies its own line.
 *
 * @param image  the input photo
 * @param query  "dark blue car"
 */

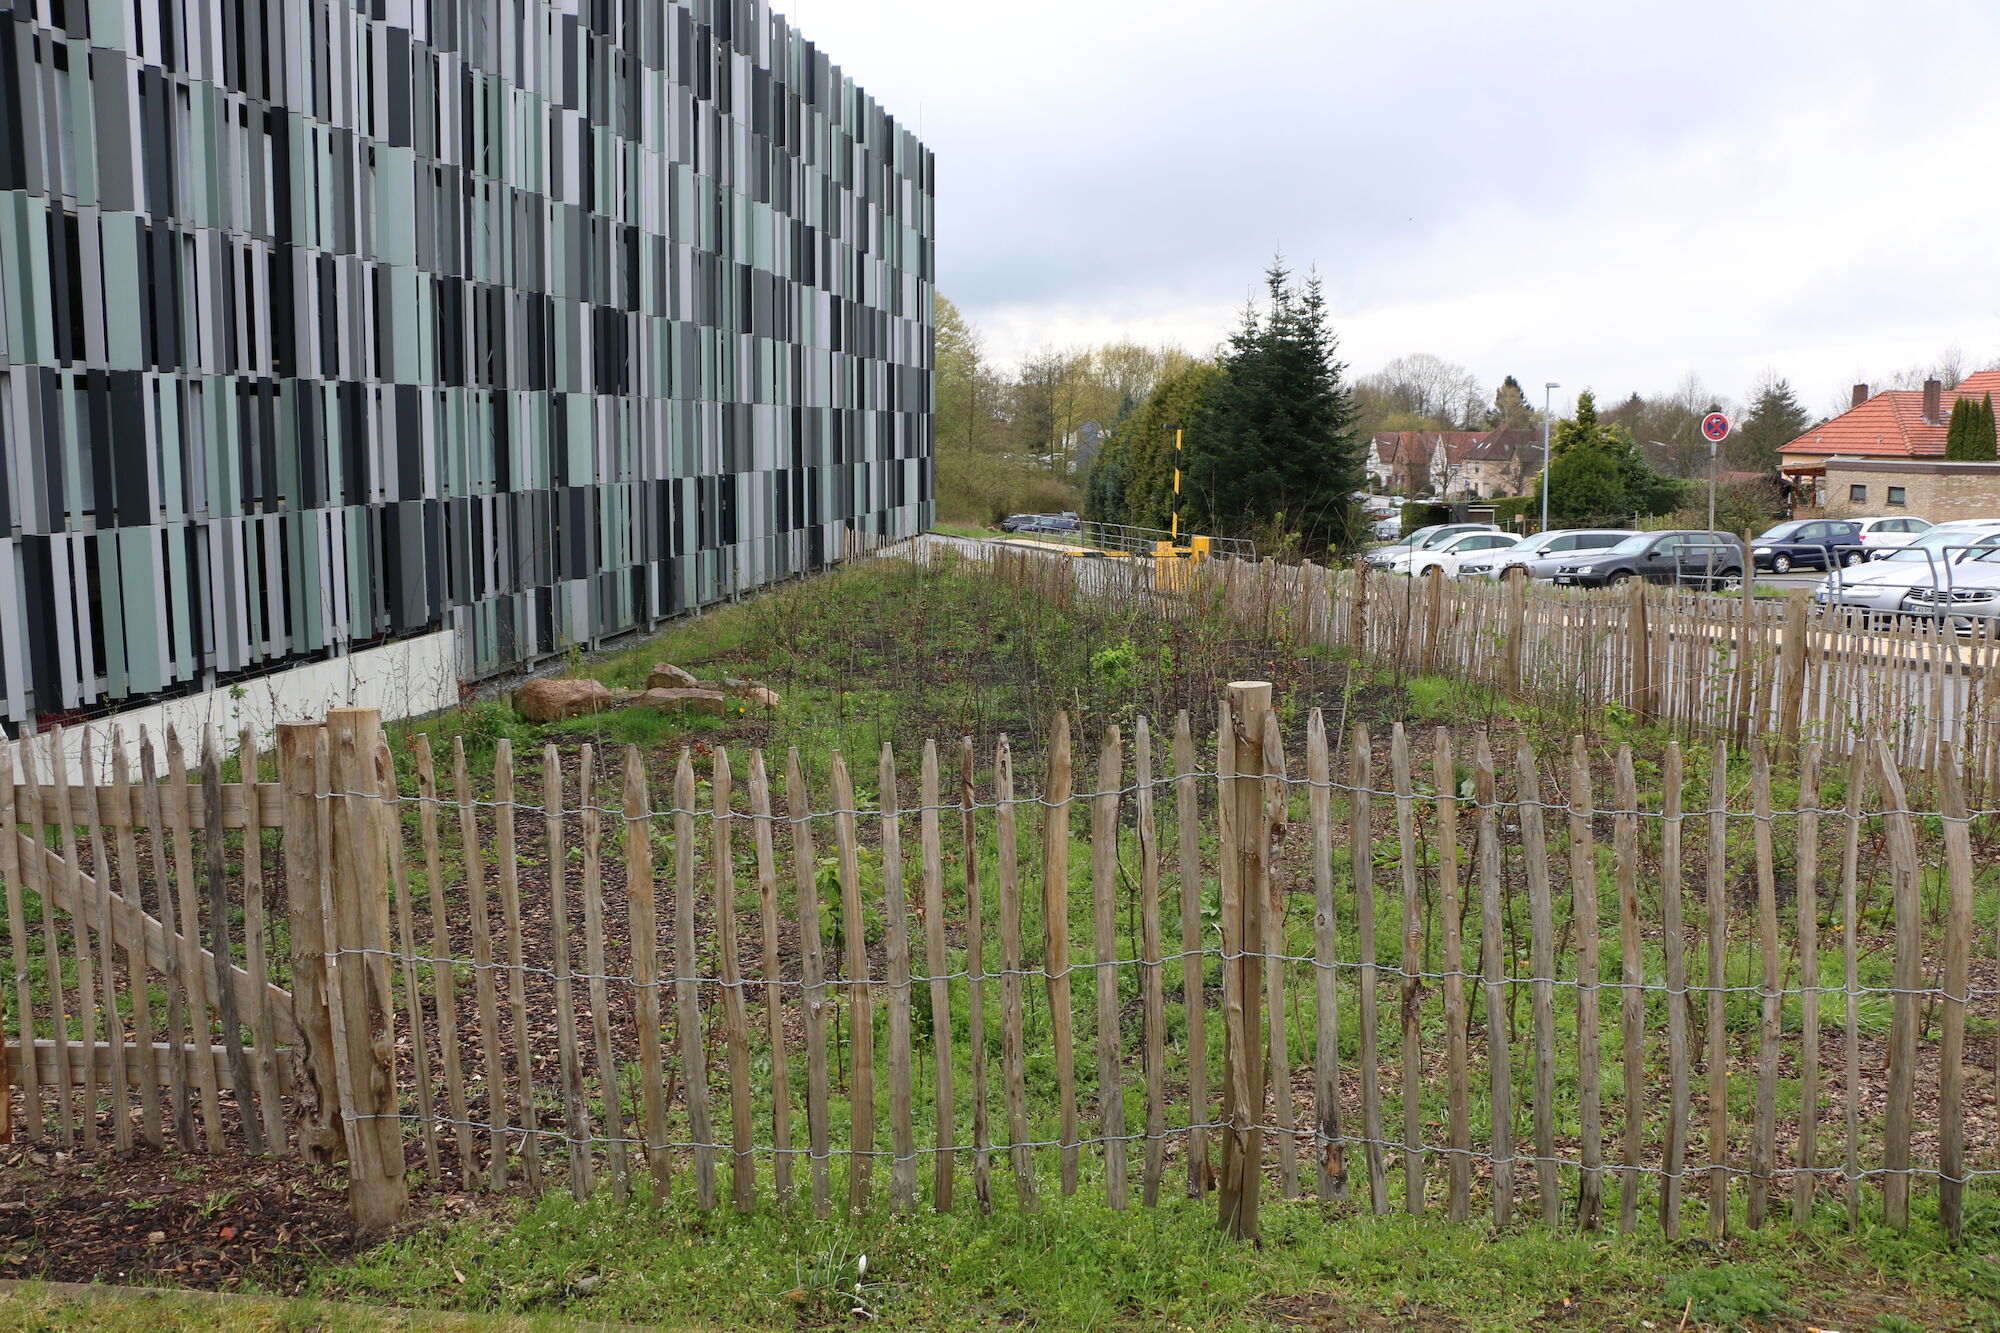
xmin=1751 ymin=520 xmax=1867 ymax=573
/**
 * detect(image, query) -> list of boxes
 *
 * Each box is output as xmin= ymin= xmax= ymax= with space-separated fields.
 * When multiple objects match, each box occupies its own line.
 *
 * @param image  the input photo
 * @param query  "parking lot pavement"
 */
xmin=1756 ymin=571 xmax=1825 ymax=593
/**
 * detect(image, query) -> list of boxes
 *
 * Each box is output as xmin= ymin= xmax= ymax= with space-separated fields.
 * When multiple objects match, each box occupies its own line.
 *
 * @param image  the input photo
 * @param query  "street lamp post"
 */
xmin=1540 ymin=382 xmax=1560 ymax=535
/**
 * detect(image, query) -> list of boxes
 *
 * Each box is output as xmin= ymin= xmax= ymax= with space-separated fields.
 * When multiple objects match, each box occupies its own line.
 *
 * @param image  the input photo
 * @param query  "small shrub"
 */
xmin=1090 ymin=640 xmax=1139 ymax=693
xmin=1405 ymin=675 xmax=1455 ymax=722
xmin=1870 ymin=1314 xmax=1928 ymax=1333
xmin=1662 ymin=1266 xmax=1796 ymax=1330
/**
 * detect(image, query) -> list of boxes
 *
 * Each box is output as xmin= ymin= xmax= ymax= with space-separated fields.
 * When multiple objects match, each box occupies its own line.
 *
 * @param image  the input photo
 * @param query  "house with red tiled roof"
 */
xmin=1782 ymin=371 xmax=2000 ymax=517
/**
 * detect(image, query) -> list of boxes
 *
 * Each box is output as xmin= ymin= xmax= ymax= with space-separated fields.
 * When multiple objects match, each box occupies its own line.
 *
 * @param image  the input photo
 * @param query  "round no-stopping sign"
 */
xmin=1702 ymin=412 xmax=1731 ymax=442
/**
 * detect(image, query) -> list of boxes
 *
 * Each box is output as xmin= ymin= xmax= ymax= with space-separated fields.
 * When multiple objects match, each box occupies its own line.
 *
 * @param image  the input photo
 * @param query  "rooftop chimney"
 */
xmin=1924 ymin=378 xmax=1944 ymax=425
xmin=1852 ymin=383 xmax=1870 ymax=410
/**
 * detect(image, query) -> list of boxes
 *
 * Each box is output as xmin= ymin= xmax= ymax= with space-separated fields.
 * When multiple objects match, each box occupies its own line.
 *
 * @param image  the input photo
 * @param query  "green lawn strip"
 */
xmin=312 ymin=1188 xmax=1998 ymax=1332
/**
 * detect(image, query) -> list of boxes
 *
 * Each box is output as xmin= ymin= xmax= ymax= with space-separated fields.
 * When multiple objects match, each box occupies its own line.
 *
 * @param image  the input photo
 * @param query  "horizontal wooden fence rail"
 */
xmin=1 ymin=681 xmax=1990 ymax=1243
xmin=0 ymin=721 xmax=294 ymax=1163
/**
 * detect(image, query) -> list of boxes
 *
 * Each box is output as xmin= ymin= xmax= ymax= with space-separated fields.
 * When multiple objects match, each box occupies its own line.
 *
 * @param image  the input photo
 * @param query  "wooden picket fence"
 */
xmin=2 ymin=691 xmax=1988 ymax=1243
xmin=952 ymin=540 xmax=2000 ymax=779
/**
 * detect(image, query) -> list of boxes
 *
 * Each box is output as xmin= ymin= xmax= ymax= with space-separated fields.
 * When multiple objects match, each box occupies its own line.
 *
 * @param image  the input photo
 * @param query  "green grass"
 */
xmin=310 ymin=1187 xmax=2000 ymax=1331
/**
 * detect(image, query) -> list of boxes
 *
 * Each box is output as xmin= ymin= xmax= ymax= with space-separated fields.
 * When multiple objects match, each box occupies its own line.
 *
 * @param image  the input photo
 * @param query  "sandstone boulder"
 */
xmin=717 ymin=677 xmax=782 ymax=707
xmin=647 ymin=662 xmax=700 ymax=690
xmin=642 ymin=687 xmax=730 ymax=717
xmin=514 ymin=677 xmax=613 ymax=723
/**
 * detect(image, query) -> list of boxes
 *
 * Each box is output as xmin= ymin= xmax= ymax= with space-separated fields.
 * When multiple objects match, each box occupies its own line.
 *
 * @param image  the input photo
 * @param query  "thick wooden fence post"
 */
xmin=325 ymin=708 xmax=409 ymax=1232
xmin=1502 ymin=569 xmax=1527 ymax=695
xmin=1777 ymin=591 xmax=1810 ymax=757
xmin=1627 ymin=579 xmax=1652 ymax=721
xmin=278 ymin=723 xmax=343 ymax=1167
xmin=1422 ymin=566 xmax=1445 ymax=675
xmin=1218 ymin=681 xmax=1270 ymax=1240
xmin=1351 ymin=561 xmax=1370 ymax=659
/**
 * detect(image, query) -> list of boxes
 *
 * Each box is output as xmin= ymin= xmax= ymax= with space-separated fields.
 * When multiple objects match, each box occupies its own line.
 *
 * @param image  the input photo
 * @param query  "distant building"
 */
xmin=1781 ymin=371 xmax=2000 ymax=519
xmin=0 ymin=0 xmax=936 ymax=734
xmin=1366 ymin=429 xmax=1543 ymax=499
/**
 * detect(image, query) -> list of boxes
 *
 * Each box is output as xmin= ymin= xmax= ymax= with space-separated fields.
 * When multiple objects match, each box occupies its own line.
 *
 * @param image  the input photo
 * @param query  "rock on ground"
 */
xmin=641 ymin=687 xmax=729 ymax=716
xmin=646 ymin=662 xmax=700 ymax=689
xmin=514 ymin=677 xmax=613 ymax=722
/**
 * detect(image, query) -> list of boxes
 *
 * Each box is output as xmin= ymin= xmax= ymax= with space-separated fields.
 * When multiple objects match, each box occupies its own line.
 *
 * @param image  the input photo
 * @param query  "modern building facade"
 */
xmin=0 ymin=0 xmax=935 ymax=729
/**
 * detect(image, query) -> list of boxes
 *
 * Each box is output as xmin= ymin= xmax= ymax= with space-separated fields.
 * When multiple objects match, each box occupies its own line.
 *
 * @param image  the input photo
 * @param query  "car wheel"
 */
xmin=1772 ymin=553 xmax=1793 ymax=574
xmin=1842 ymin=551 xmax=1865 ymax=568
xmin=1717 ymin=567 xmax=1743 ymax=591
xmin=1607 ymin=571 xmax=1633 ymax=587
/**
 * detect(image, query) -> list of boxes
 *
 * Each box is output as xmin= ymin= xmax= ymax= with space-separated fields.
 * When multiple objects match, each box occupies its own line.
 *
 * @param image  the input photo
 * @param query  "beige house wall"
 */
xmin=1819 ymin=459 xmax=2000 ymax=522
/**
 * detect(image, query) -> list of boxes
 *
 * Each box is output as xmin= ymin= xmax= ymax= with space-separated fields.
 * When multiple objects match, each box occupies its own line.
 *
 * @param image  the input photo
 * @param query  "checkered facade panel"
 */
xmin=0 ymin=0 xmax=935 ymax=723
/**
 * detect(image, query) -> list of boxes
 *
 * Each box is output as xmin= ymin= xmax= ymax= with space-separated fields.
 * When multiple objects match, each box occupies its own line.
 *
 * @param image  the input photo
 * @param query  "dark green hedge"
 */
xmin=1490 ymin=495 xmax=1540 ymax=531
xmin=1400 ymin=501 xmax=1448 ymax=536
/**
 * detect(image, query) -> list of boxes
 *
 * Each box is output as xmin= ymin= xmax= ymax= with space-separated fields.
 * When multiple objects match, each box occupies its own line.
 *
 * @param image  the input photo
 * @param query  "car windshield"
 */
xmin=1604 ymin=535 xmax=1654 ymax=555
xmin=1401 ymin=525 xmax=1441 ymax=547
xmin=1758 ymin=522 xmax=1807 ymax=542
xmin=1418 ymin=528 xmax=1471 ymax=549
xmin=1886 ymin=529 xmax=1999 ymax=561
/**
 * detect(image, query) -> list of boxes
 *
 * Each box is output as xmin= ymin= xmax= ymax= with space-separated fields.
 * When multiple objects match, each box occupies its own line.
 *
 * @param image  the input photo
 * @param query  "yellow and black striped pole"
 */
xmin=1171 ymin=426 xmax=1184 ymax=545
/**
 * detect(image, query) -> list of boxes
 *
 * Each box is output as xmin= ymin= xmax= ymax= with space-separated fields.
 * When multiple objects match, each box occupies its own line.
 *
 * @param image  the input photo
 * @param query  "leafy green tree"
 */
xmin=1181 ymin=260 xmax=1365 ymax=553
xmin=1489 ymin=375 xmax=1535 ymax=430
xmin=1535 ymin=389 xmax=1689 ymax=523
xmin=1733 ymin=377 xmax=1811 ymax=472
xmin=1084 ymin=362 xmax=1222 ymax=529
xmin=1542 ymin=441 xmax=1627 ymax=522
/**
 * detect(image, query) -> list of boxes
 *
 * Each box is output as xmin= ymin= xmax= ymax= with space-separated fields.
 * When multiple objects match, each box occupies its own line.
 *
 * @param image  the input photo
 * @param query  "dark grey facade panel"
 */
xmin=0 ymin=0 xmax=935 ymax=724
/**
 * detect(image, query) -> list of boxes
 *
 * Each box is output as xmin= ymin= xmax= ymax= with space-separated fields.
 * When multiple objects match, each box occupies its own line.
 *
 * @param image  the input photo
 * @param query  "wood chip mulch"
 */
xmin=0 ymin=1139 xmax=369 ymax=1291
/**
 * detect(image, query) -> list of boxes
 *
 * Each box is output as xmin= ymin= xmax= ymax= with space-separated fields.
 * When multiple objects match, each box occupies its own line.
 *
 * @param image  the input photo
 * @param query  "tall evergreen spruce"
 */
xmin=1944 ymin=397 xmax=1974 ymax=460
xmin=1734 ymin=377 xmax=1811 ymax=472
xmin=1981 ymin=393 xmax=2000 ymax=460
xmin=1184 ymin=260 xmax=1364 ymax=553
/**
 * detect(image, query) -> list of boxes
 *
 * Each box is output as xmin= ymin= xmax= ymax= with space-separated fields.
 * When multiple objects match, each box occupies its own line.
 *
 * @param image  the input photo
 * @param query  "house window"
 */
xmin=1849 ymin=484 xmax=1868 ymax=504
xmin=1887 ymin=486 xmax=1908 ymax=506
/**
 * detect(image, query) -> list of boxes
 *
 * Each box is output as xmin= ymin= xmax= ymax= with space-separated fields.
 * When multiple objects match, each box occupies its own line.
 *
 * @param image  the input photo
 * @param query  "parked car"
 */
xmin=1551 ymin=531 xmax=1745 ymax=589
xmin=1868 ymin=516 xmax=1999 ymax=560
xmin=1365 ymin=522 xmax=1500 ymax=570
xmin=1851 ymin=515 xmax=1933 ymax=552
xmin=1002 ymin=511 xmax=1079 ymax=534
xmin=1406 ymin=531 xmax=1523 ymax=579
xmin=1459 ymin=528 xmax=1636 ymax=581
xmin=1899 ymin=557 xmax=2000 ymax=630
xmin=1749 ymin=519 xmax=1866 ymax=574
xmin=1815 ymin=525 xmax=2000 ymax=622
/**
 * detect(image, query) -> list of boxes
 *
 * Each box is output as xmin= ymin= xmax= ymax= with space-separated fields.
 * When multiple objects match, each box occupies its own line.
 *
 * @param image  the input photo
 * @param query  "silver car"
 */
xmin=1900 ymin=561 xmax=2000 ymax=630
xmin=1458 ymin=528 xmax=1637 ymax=580
xmin=1815 ymin=527 xmax=2000 ymax=622
xmin=1365 ymin=522 xmax=1500 ymax=570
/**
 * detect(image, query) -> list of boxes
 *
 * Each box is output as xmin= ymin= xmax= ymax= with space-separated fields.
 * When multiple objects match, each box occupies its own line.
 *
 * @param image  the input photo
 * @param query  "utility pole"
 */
xmin=1165 ymin=423 xmax=1184 ymax=544
xmin=1540 ymin=382 xmax=1560 ymax=534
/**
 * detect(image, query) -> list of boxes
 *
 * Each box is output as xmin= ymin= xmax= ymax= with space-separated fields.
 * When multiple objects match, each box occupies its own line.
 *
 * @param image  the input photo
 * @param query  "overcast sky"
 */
xmin=784 ymin=0 xmax=2000 ymax=419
